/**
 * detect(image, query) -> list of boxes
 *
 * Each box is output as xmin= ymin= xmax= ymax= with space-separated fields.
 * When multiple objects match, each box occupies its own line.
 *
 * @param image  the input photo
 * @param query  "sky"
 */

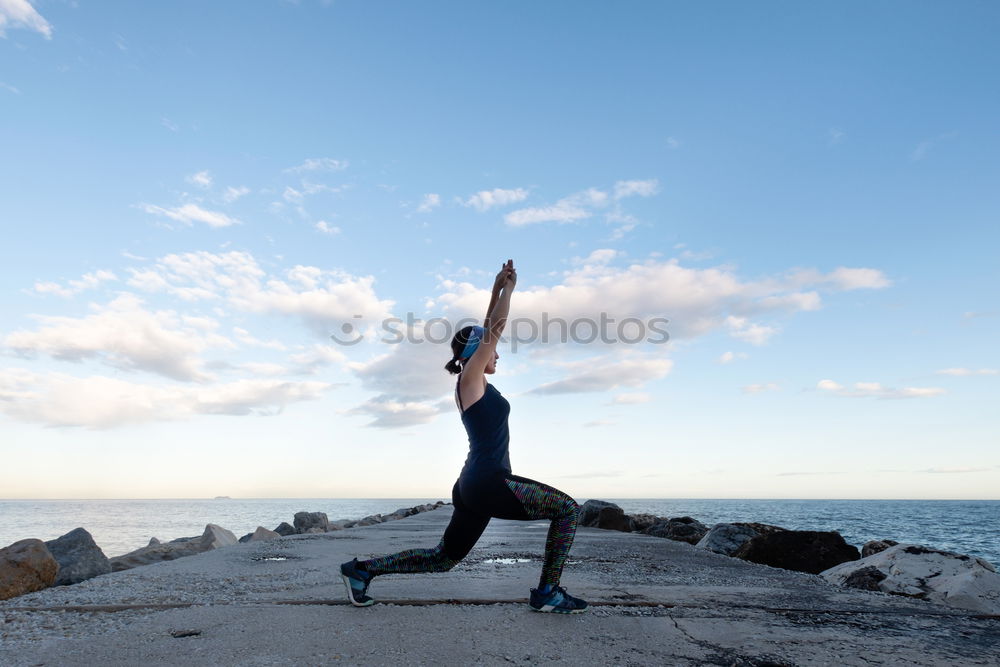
xmin=1 ymin=1 xmax=997 ymax=500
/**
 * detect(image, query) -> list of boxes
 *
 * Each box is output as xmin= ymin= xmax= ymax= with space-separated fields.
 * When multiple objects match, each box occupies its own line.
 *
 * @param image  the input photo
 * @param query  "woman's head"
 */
xmin=444 ymin=325 xmax=498 ymax=375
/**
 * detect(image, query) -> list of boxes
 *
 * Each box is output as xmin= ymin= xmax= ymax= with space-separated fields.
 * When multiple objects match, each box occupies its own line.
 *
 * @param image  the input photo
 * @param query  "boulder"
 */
xmin=862 ymin=539 xmax=898 ymax=558
xmin=579 ymin=500 xmax=622 ymax=527
xmin=697 ymin=523 xmax=761 ymax=555
xmin=238 ymin=533 xmax=254 ymax=544
xmin=696 ymin=522 xmax=787 ymax=556
xmin=249 ymin=527 xmax=281 ymax=542
xmin=327 ymin=519 xmax=353 ymax=531
xmin=735 ymin=530 xmax=859 ymax=574
xmin=0 ymin=539 xmax=59 ymax=600
xmin=293 ymin=511 xmax=330 ymax=534
xmin=593 ymin=507 xmax=631 ymax=532
xmin=822 ymin=544 xmax=1000 ymax=614
xmin=644 ymin=517 xmax=709 ymax=544
xmin=627 ymin=514 xmax=659 ymax=532
xmin=110 ymin=524 xmax=237 ymax=572
xmin=44 ymin=527 xmax=111 ymax=586
xmin=273 ymin=522 xmax=296 ymax=537
xmin=148 ymin=537 xmax=161 ymax=546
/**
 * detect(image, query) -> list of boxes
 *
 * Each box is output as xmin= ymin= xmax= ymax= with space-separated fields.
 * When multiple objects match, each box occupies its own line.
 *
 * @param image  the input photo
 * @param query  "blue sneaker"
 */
xmin=340 ymin=558 xmax=374 ymax=607
xmin=528 ymin=586 xmax=588 ymax=614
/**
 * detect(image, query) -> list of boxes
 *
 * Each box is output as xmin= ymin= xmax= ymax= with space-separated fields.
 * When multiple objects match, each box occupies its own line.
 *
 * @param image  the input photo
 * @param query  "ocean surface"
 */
xmin=1 ymin=498 xmax=996 ymax=566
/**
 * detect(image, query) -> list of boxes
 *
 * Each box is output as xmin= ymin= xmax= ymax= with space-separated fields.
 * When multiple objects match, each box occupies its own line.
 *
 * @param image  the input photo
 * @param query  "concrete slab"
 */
xmin=2 ymin=507 xmax=997 ymax=666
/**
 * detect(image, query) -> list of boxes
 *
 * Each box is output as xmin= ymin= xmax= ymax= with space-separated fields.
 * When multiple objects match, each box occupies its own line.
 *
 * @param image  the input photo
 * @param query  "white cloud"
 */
xmin=742 ymin=383 xmax=779 ymax=394
xmin=222 ymin=186 xmax=250 ymax=203
xmin=0 ymin=369 xmax=330 ymax=428
xmin=527 ymin=354 xmax=672 ymax=395
xmin=718 ymin=351 xmax=748 ymax=364
xmin=817 ymin=379 xmax=945 ymax=399
xmin=462 ymin=188 xmax=529 ymax=212
xmin=126 ymin=250 xmax=395 ymax=334
xmin=0 ymin=0 xmax=52 ymax=39
xmin=786 ymin=267 xmax=891 ymax=291
xmin=613 ymin=179 xmax=659 ymax=199
xmin=4 ymin=294 xmax=232 ymax=382
xmin=1 ymin=80 xmax=20 ymax=94
xmin=232 ymin=327 xmax=287 ymax=351
xmin=828 ymin=128 xmax=846 ymax=145
xmin=286 ymin=158 xmax=349 ymax=173
xmin=160 ymin=118 xmax=179 ymax=133
xmin=433 ymin=256 xmax=884 ymax=345
xmin=32 ymin=270 xmax=117 ymax=298
xmin=920 ymin=467 xmax=990 ymax=474
xmin=186 ymin=171 xmax=213 ymax=188
xmin=140 ymin=203 xmax=241 ymax=228
xmin=725 ymin=316 xmax=778 ymax=345
xmin=610 ymin=392 xmax=650 ymax=405
xmin=345 ymin=395 xmax=442 ymax=429
xmin=936 ymin=368 xmax=998 ymax=376
xmin=315 ymin=220 xmax=341 ymax=235
xmin=666 ymin=137 xmax=680 ymax=149
xmin=417 ymin=193 xmax=441 ymax=213
xmin=504 ymin=188 xmax=608 ymax=227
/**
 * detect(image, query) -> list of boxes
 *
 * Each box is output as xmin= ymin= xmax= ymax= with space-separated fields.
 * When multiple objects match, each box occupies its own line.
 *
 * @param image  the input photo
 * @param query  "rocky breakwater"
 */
xmin=0 ymin=500 xmax=447 ymax=602
xmin=579 ymin=499 xmax=1000 ymax=615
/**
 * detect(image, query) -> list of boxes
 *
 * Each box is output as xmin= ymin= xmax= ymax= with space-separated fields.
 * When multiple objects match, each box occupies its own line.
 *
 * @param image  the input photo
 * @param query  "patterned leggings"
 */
xmin=358 ymin=472 xmax=579 ymax=588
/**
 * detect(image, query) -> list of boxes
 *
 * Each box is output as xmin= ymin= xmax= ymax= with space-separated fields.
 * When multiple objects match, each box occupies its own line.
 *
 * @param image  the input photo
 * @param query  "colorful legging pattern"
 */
xmin=359 ymin=472 xmax=579 ymax=588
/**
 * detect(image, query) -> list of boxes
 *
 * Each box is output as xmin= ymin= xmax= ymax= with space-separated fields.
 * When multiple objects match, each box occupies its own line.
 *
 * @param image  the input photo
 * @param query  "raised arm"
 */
xmin=461 ymin=260 xmax=516 ymax=382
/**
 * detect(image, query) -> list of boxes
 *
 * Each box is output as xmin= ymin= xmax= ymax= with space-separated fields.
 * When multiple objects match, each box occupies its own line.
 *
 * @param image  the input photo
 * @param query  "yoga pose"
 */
xmin=340 ymin=259 xmax=587 ymax=613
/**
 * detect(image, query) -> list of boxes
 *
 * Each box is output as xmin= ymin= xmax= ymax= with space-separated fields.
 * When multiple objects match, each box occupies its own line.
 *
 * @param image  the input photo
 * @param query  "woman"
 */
xmin=340 ymin=259 xmax=587 ymax=613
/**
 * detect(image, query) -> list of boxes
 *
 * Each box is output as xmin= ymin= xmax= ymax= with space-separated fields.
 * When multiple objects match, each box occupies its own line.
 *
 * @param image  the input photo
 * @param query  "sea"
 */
xmin=1 ymin=498 xmax=997 ymax=567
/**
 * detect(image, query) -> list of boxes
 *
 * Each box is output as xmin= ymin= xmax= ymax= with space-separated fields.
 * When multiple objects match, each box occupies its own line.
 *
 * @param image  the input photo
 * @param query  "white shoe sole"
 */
xmin=341 ymin=573 xmax=375 ymax=607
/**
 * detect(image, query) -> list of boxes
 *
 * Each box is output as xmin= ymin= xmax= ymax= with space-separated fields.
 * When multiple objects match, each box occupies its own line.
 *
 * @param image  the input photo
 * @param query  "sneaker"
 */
xmin=528 ymin=586 xmax=588 ymax=614
xmin=340 ymin=558 xmax=375 ymax=607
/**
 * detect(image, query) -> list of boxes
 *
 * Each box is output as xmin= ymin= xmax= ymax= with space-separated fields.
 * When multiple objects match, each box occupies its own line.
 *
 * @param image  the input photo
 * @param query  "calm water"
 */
xmin=1 ymin=498 xmax=997 ymax=566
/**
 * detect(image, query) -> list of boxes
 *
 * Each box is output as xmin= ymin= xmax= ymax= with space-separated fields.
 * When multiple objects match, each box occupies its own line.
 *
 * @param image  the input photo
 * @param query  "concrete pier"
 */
xmin=2 ymin=506 xmax=996 ymax=665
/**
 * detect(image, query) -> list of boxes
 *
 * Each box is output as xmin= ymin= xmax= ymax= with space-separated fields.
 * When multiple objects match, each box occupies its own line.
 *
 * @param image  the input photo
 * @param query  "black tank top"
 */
xmin=456 ymin=373 xmax=512 ymax=479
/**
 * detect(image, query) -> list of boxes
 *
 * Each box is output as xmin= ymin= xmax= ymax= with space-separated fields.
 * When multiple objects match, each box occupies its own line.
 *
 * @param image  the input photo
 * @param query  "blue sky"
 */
xmin=1 ymin=1 xmax=997 ymax=499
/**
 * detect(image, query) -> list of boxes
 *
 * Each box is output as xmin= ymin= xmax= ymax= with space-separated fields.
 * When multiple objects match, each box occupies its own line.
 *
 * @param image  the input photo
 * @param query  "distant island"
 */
xmin=213 ymin=496 xmax=231 ymax=500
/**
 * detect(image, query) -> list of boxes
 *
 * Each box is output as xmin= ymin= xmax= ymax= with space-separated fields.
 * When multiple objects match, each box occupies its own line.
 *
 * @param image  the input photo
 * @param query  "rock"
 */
xmin=735 ymin=530 xmax=860 ymax=574
xmin=862 ymin=539 xmax=898 ymax=558
xmin=627 ymin=514 xmax=659 ymax=532
xmin=110 ymin=524 xmax=237 ymax=572
xmin=44 ymin=528 xmax=111 ymax=586
xmin=697 ymin=523 xmax=762 ymax=555
xmin=148 ymin=537 xmax=161 ymax=546
xmin=593 ymin=507 xmax=631 ymax=532
xmin=249 ymin=527 xmax=281 ymax=542
xmin=822 ymin=543 xmax=1000 ymax=614
xmin=0 ymin=539 xmax=59 ymax=600
xmin=327 ymin=520 xmax=353 ymax=531
xmin=293 ymin=511 xmax=330 ymax=534
xmin=238 ymin=533 xmax=253 ymax=544
xmin=644 ymin=517 xmax=709 ymax=544
xmin=696 ymin=522 xmax=787 ymax=556
xmin=579 ymin=500 xmax=622 ymax=527
xmin=841 ymin=565 xmax=888 ymax=591
xmin=200 ymin=524 xmax=237 ymax=549
xmin=273 ymin=522 xmax=296 ymax=537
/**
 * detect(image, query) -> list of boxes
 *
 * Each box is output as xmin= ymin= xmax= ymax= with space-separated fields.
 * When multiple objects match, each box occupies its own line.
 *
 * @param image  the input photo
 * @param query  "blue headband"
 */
xmin=460 ymin=326 xmax=485 ymax=360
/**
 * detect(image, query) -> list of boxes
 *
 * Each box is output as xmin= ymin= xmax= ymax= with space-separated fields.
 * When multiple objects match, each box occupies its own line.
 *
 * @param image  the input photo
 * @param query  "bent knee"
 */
xmin=561 ymin=497 xmax=581 ymax=521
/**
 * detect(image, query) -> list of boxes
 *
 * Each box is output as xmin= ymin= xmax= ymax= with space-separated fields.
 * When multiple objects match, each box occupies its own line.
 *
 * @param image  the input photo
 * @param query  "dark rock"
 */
xmin=238 ymin=533 xmax=253 ymax=544
xmin=293 ymin=511 xmax=330 ymax=534
xmin=148 ymin=537 xmax=161 ymax=546
xmin=697 ymin=522 xmax=788 ymax=556
xmin=841 ymin=565 xmax=888 ymax=591
xmin=110 ymin=524 xmax=236 ymax=572
xmin=579 ymin=500 xmax=623 ymax=527
xmin=862 ymin=539 xmax=898 ymax=558
xmin=0 ymin=539 xmax=59 ymax=600
xmin=627 ymin=514 xmax=659 ymax=532
xmin=594 ymin=507 xmax=631 ymax=532
xmin=273 ymin=522 xmax=296 ymax=537
xmin=735 ymin=530 xmax=860 ymax=574
xmin=44 ymin=527 xmax=111 ymax=586
xmin=643 ymin=517 xmax=709 ymax=544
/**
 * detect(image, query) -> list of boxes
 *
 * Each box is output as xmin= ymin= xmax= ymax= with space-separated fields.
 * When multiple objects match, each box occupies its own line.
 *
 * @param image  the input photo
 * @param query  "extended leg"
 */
xmin=357 ymin=484 xmax=489 ymax=576
xmin=503 ymin=474 xmax=580 ymax=588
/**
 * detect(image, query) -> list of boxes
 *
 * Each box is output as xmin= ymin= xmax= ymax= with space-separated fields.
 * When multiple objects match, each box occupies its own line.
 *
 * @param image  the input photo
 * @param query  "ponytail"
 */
xmin=444 ymin=356 xmax=463 ymax=375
